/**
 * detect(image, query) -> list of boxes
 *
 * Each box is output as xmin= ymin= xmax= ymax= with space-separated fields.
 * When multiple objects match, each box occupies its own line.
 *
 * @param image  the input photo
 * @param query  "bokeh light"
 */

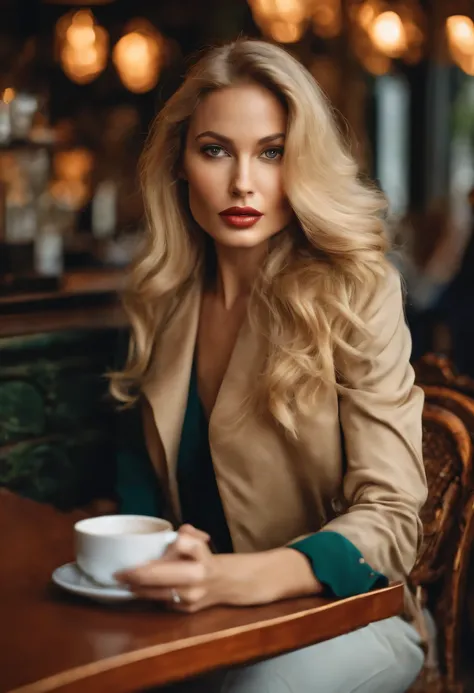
xmin=113 ymin=19 xmax=165 ymax=94
xmin=369 ymin=11 xmax=407 ymax=58
xmin=56 ymin=10 xmax=108 ymax=84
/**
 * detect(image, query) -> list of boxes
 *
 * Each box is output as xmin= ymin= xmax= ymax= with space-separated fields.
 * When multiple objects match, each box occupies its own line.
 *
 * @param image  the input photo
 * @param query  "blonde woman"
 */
xmin=110 ymin=40 xmax=428 ymax=693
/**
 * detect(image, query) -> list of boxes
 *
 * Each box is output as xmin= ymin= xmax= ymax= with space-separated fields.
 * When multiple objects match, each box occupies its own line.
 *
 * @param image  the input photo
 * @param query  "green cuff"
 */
xmin=290 ymin=531 xmax=388 ymax=598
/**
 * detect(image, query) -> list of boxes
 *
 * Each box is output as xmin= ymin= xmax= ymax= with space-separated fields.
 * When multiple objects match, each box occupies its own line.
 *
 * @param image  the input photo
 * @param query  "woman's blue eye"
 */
xmin=262 ymin=147 xmax=284 ymax=160
xmin=202 ymin=145 xmax=227 ymax=158
xmin=200 ymin=145 xmax=283 ymax=160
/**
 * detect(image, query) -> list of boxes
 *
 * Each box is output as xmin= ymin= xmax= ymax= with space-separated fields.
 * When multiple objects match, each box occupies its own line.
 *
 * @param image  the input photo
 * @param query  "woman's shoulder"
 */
xmin=375 ymin=262 xmax=403 ymax=305
xmin=342 ymin=263 xmax=403 ymax=354
xmin=352 ymin=261 xmax=402 ymax=320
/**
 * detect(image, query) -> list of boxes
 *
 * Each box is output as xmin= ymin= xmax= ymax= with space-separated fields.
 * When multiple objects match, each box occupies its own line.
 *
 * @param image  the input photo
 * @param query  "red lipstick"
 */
xmin=219 ymin=206 xmax=263 ymax=229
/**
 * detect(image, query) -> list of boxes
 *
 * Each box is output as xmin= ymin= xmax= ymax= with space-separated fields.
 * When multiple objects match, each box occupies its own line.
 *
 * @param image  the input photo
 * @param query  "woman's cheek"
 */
xmin=189 ymin=167 xmax=225 ymax=210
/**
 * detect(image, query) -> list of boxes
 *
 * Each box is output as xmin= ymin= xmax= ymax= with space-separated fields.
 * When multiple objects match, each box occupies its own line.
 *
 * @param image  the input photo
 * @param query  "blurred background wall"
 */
xmin=1 ymin=0 xmax=474 ymax=264
xmin=2 ymin=0 xmax=474 ymax=506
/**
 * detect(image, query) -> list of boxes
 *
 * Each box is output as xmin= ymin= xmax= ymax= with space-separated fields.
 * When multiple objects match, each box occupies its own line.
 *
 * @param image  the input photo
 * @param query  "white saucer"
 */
xmin=52 ymin=563 xmax=136 ymax=604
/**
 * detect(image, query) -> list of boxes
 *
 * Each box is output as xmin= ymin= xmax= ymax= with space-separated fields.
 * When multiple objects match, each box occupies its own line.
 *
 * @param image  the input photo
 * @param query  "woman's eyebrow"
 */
xmin=195 ymin=131 xmax=285 ymax=144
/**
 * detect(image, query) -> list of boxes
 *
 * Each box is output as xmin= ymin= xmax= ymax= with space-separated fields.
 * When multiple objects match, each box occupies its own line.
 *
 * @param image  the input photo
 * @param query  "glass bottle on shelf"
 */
xmin=34 ymin=191 xmax=65 ymax=278
xmin=9 ymin=92 xmax=38 ymax=144
xmin=0 ymin=91 xmax=12 ymax=146
xmin=4 ymin=176 xmax=36 ymax=276
xmin=91 ymin=179 xmax=118 ymax=240
xmin=0 ymin=145 xmax=51 ymax=278
xmin=0 ymin=179 xmax=6 ymax=274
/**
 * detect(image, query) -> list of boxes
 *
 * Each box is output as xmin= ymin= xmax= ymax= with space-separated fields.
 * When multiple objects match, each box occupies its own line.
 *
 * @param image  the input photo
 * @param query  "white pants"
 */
xmin=162 ymin=614 xmax=427 ymax=693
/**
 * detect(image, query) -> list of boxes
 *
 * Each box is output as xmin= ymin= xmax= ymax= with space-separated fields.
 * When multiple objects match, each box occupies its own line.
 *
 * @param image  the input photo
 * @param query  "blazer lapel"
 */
xmin=208 ymin=314 xmax=264 ymax=435
xmin=142 ymin=282 xmax=201 ymax=521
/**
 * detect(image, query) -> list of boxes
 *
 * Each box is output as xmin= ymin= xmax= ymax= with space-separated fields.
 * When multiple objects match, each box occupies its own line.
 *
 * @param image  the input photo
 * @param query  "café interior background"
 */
xmin=1 ymin=0 xmax=474 ymax=508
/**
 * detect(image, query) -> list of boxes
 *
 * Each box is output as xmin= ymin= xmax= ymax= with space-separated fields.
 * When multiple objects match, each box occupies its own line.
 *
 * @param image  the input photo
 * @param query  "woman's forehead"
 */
xmin=187 ymin=84 xmax=287 ymax=140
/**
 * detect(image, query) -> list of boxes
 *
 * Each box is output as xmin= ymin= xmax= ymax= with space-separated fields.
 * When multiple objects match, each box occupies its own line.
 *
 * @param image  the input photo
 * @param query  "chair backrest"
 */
xmin=414 ymin=353 xmax=474 ymax=397
xmin=410 ymin=403 xmax=472 ymax=586
xmin=420 ymin=385 xmax=474 ymax=487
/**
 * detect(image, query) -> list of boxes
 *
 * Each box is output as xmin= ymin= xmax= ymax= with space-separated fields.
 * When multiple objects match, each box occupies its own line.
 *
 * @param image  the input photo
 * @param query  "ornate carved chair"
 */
xmin=419 ymin=385 xmax=474 ymax=448
xmin=409 ymin=403 xmax=473 ymax=693
xmin=414 ymin=354 xmax=474 ymax=398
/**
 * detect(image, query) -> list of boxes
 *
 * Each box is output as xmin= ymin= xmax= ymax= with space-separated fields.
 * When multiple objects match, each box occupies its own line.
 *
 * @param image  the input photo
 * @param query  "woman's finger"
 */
xmin=178 ymin=524 xmax=210 ymax=543
xmin=130 ymin=585 xmax=206 ymax=605
xmin=173 ymin=533 xmax=210 ymax=561
xmin=115 ymin=556 xmax=206 ymax=587
xmin=161 ymin=533 xmax=211 ymax=563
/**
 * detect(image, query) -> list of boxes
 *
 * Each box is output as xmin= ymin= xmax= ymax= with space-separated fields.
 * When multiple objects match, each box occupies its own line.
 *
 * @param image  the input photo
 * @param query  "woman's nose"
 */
xmin=229 ymin=158 xmax=254 ymax=197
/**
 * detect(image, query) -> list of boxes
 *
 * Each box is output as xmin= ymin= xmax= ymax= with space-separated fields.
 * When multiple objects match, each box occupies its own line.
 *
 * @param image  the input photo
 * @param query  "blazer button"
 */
xmin=331 ymin=497 xmax=343 ymax=514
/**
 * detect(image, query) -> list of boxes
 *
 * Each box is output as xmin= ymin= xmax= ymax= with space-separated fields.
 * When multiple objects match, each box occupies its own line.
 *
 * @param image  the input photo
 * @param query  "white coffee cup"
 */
xmin=74 ymin=515 xmax=178 ymax=587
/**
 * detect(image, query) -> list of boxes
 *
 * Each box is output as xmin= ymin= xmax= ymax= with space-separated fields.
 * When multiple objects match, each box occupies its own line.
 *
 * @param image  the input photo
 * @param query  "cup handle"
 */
xmin=164 ymin=530 xmax=178 ymax=548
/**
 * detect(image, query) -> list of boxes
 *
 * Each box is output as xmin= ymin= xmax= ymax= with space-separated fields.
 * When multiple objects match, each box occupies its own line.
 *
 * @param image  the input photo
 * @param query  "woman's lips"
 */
xmin=219 ymin=207 xmax=263 ymax=230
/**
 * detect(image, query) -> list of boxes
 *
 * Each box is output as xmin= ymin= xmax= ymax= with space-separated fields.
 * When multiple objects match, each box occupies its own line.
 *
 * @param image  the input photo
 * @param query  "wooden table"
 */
xmin=0 ymin=490 xmax=404 ymax=693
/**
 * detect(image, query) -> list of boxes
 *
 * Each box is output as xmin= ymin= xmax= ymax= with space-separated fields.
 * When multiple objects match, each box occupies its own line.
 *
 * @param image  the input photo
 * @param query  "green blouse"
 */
xmin=116 ymin=364 xmax=387 ymax=599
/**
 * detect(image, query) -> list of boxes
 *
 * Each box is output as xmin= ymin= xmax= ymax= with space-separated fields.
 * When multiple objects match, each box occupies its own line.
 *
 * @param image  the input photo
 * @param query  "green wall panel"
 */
xmin=0 ymin=329 xmax=121 ymax=509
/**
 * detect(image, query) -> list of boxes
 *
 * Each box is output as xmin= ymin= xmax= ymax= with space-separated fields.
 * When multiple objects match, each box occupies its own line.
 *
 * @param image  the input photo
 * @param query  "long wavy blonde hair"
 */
xmin=110 ymin=39 xmax=391 ymax=437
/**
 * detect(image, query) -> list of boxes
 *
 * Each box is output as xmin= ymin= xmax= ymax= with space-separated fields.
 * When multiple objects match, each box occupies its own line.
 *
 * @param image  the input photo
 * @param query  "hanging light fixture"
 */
xmin=355 ymin=1 xmax=378 ymax=30
xmin=369 ymin=11 xmax=407 ymax=57
xmin=56 ymin=10 xmax=108 ymax=85
xmin=447 ymin=15 xmax=474 ymax=53
xmin=446 ymin=15 xmax=474 ymax=74
xmin=246 ymin=0 xmax=474 ymax=77
xmin=348 ymin=0 xmax=425 ymax=75
xmin=247 ymin=0 xmax=309 ymax=43
xmin=113 ymin=20 xmax=165 ymax=94
xmin=312 ymin=0 xmax=342 ymax=39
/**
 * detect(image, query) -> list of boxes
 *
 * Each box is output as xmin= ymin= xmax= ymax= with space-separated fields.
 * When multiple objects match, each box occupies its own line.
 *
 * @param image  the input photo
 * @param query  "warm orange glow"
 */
xmin=66 ymin=23 xmax=96 ymax=50
xmin=446 ymin=15 xmax=474 ymax=54
xmin=49 ymin=179 xmax=89 ymax=210
xmin=52 ymin=148 xmax=94 ymax=210
xmin=358 ymin=2 xmax=376 ymax=29
xmin=113 ymin=20 xmax=164 ymax=94
xmin=361 ymin=52 xmax=391 ymax=75
xmin=248 ymin=0 xmax=308 ymax=39
xmin=54 ymin=149 xmax=94 ymax=183
xmin=369 ymin=11 xmax=406 ymax=57
xmin=269 ymin=20 xmax=304 ymax=43
xmin=57 ymin=10 xmax=108 ymax=84
xmin=253 ymin=0 xmax=306 ymax=23
xmin=2 ymin=88 xmax=15 ymax=104
xmin=312 ymin=0 xmax=341 ymax=39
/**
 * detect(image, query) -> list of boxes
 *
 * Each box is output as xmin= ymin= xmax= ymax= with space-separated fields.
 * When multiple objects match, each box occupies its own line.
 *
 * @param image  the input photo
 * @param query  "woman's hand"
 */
xmin=115 ymin=524 xmax=323 ymax=613
xmin=115 ymin=524 xmax=220 ymax=612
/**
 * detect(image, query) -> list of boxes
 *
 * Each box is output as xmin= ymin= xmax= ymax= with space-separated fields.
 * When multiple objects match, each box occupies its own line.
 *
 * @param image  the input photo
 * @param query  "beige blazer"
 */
xmin=141 ymin=268 xmax=427 ymax=603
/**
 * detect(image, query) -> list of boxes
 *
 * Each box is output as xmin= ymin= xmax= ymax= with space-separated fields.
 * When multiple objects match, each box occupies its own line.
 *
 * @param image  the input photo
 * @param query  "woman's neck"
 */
xmin=213 ymin=242 xmax=267 ymax=310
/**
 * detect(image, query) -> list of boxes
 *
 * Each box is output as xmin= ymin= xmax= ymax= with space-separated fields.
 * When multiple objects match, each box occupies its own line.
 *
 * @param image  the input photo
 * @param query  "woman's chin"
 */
xmin=210 ymin=227 xmax=274 ymax=249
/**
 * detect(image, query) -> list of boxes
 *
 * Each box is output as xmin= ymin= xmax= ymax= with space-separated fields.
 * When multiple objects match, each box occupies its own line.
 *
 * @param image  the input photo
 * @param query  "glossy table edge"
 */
xmin=8 ymin=583 xmax=404 ymax=693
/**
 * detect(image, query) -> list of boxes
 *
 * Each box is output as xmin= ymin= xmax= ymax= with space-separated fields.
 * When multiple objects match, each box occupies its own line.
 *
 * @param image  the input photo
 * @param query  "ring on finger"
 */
xmin=171 ymin=588 xmax=181 ymax=604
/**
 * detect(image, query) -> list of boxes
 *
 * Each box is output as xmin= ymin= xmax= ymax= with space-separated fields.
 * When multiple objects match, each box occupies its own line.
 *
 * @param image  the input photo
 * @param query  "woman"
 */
xmin=110 ymin=40 xmax=428 ymax=692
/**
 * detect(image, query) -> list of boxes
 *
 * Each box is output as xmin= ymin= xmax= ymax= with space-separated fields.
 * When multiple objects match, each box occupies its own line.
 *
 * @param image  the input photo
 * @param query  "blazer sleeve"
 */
xmin=292 ymin=268 xmax=427 ymax=591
